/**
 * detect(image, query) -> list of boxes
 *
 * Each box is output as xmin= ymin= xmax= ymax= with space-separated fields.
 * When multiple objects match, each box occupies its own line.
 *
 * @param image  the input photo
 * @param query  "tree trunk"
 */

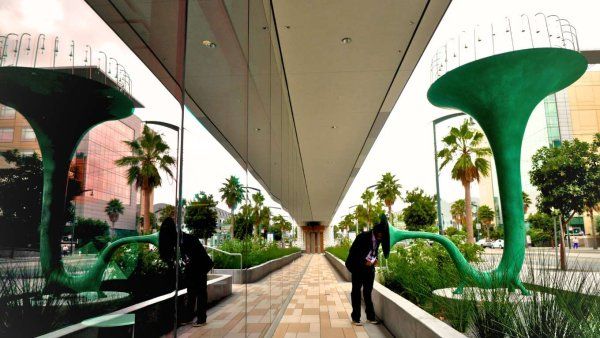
xmin=230 ymin=210 xmax=236 ymax=239
xmin=464 ymin=182 xmax=475 ymax=243
xmin=591 ymin=209 xmax=598 ymax=250
xmin=559 ymin=219 xmax=567 ymax=270
xmin=142 ymin=186 xmax=151 ymax=233
xmin=388 ymin=204 xmax=393 ymax=225
xmin=486 ymin=222 xmax=490 ymax=240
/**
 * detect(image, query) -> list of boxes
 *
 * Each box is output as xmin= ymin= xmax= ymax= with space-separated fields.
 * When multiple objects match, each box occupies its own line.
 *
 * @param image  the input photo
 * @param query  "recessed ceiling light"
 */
xmin=331 ymin=125 xmax=337 ymax=129
xmin=285 ymin=26 xmax=291 ymax=29
xmin=202 ymin=40 xmax=217 ymax=48
xmin=341 ymin=37 xmax=352 ymax=44
xmin=255 ymin=128 xmax=261 ymax=131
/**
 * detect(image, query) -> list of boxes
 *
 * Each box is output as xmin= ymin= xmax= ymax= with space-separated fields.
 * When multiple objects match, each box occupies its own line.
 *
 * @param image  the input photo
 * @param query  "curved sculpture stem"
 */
xmin=45 ymin=233 xmax=159 ymax=293
xmin=389 ymin=228 xmax=526 ymax=294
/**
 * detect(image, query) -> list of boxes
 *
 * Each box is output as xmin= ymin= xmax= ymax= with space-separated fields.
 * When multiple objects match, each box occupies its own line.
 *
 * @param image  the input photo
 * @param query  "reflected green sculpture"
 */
xmin=0 ymin=67 xmax=158 ymax=293
xmin=384 ymin=48 xmax=586 ymax=295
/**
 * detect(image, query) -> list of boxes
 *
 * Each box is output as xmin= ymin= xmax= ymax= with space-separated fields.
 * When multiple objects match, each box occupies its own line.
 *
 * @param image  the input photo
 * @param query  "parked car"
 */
xmin=476 ymin=239 xmax=494 ymax=248
xmin=491 ymin=239 xmax=504 ymax=249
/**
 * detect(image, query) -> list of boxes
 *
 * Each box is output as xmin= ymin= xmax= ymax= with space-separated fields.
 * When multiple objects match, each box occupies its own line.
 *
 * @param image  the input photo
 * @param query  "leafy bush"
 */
xmin=74 ymin=217 xmax=110 ymax=251
xmin=445 ymin=226 xmax=459 ymax=236
xmin=212 ymin=238 xmax=300 ymax=269
xmin=528 ymin=227 xmax=552 ymax=247
xmin=326 ymin=239 xmax=351 ymax=261
xmin=379 ymin=236 xmax=482 ymax=323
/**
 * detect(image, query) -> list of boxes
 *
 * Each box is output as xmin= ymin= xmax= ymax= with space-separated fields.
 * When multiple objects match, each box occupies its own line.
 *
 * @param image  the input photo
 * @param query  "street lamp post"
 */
xmin=1 ymin=33 xmax=18 ymax=67
xmin=33 ymin=34 xmax=45 ymax=67
xmin=433 ymin=112 xmax=465 ymax=234
xmin=15 ymin=33 xmax=31 ymax=66
xmin=98 ymin=51 xmax=108 ymax=84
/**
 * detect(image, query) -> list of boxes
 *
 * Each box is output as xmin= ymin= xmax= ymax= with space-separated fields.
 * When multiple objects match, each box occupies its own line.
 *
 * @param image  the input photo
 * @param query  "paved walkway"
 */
xmin=273 ymin=255 xmax=391 ymax=338
xmin=178 ymin=255 xmax=310 ymax=338
xmin=178 ymin=254 xmax=391 ymax=338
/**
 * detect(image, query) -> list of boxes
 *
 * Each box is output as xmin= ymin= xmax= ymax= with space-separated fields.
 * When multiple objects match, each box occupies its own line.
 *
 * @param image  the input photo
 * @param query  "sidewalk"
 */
xmin=178 ymin=255 xmax=310 ymax=338
xmin=179 ymin=254 xmax=392 ymax=338
xmin=273 ymin=255 xmax=392 ymax=338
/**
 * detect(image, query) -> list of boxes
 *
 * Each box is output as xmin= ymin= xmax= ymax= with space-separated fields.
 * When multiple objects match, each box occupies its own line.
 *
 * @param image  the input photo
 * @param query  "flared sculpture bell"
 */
xmin=0 ymin=67 xmax=158 ymax=293
xmin=423 ymin=48 xmax=587 ymax=293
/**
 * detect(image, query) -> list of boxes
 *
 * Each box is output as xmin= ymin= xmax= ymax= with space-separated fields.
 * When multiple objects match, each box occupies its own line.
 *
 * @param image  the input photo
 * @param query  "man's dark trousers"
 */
xmin=351 ymin=267 xmax=376 ymax=322
xmin=186 ymin=274 xmax=208 ymax=324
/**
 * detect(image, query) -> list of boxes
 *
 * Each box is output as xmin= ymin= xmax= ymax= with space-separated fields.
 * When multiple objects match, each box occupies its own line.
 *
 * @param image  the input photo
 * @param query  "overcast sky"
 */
xmin=1 ymin=0 xmax=599 ymax=226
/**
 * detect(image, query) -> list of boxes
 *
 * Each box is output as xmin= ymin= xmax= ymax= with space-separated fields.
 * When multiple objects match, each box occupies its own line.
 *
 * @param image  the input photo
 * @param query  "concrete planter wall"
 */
xmin=207 ymin=274 xmax=232 ymax=305
xmin=324 ymin=252 xmax=465 ymax=338
xmin=213 ymin=251 xmax=301 ymax=284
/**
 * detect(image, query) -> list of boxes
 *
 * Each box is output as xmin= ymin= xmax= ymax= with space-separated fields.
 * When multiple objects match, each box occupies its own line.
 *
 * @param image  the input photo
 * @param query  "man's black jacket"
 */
xmin=181 ymin=233 xmax=214 ymax=284
xmin=345 ymin=231 xmax=378 ymax=274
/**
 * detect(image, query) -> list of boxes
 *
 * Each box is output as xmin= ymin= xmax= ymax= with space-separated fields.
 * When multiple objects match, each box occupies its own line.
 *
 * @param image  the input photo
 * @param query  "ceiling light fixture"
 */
xmin=202 ymin=40 xmax=217 ymax=48
xmin=331 ymin=125 xmax=337 ymax=129
xmin=341 ymin=37 xmax=352 ymax=44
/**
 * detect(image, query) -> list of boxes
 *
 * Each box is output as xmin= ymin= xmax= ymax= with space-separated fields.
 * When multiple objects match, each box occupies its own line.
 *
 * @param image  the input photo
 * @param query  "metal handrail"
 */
xmin=205 ymin=245 xmax=243 ymax=271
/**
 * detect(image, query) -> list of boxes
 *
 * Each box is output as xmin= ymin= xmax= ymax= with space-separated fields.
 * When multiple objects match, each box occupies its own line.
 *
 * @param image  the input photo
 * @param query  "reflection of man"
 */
xmin=345 ymin=219 xmax=386 ymax=326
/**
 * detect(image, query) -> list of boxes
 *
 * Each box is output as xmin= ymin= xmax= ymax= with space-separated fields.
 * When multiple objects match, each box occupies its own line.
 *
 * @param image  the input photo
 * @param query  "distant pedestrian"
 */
xmin=159 ymin=217 xmax=214 ymax=327
xmin=345 ymin=215 xmax=388 ymax=326
xmin=573 ymin=236 xmax=579 ymax=249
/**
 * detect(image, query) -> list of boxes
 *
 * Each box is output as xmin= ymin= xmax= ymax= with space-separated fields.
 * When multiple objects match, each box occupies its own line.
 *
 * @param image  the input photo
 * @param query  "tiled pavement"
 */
xmin=178 ymin=254 xmax=391 ymax=338
xmin=272 ymin=255 xmax=392 ymax=338
xmin=178 ymin=255 xmax=310 ymax=338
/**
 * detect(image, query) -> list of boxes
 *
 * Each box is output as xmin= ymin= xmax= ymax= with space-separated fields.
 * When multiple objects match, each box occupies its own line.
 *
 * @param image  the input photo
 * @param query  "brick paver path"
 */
xmin=178 ymin=255 xmax=310 ymax=338
xmin=273 ymin=255 xmax=392 ymax=338
xmin=178 ymin=254 xmax=391 ymax=338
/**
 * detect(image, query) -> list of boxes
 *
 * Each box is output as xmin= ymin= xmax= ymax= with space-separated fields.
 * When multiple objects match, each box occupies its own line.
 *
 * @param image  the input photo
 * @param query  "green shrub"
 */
xmin=74 ymin=217 xmax=110 ymax=251
xmin=379 ymin=236 xmax=482 ymax=323
xmin=325 ymin=237 xmax=351 ymax=261
xmin=212 ymin=238 xmax=300 ymax=269
xmin=528 ymin=227 xmax=552 ymax=247
xmin=445 ymin=226 xmax=459 ymax=236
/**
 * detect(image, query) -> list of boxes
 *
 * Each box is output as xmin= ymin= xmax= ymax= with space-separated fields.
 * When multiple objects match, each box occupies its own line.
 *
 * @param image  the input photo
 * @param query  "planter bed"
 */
xmin=214 ymin=251 xmax=301 ymax=284
xmin=325 ymin=252 xmax=465 ymax=338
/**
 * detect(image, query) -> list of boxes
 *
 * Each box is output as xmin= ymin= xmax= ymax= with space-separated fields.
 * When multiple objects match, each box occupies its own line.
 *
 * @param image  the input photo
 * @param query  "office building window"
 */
xmin=0 ymin=128 xmax=14 ymax=142
xmin=21 ymin=127 xmax=36 ymax=141
xmin=0 ymin=106 xmax=16 ymax=119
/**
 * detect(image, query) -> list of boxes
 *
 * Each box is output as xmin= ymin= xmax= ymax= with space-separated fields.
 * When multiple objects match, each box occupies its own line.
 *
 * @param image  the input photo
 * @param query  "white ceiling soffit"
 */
xmin=272 ymin=0 xmax=451 ymax=224
xmin=84 ymin=0 xmax=451 ymax=225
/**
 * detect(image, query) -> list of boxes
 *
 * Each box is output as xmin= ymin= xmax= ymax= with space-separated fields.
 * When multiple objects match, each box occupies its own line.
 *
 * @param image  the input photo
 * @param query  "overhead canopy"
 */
xmin=85 ymin=0 xmax=451 ymax=226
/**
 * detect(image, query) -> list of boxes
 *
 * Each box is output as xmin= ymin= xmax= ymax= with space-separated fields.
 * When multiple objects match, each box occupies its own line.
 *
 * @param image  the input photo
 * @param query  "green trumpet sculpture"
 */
xmin=0 ymin=67 xmax=159 ymax=293
xmin=385 ymin=48 xmax=586 ymax=295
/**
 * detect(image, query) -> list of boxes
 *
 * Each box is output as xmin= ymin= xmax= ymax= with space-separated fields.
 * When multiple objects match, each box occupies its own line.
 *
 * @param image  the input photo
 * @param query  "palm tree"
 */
xmin=105 ymin=198 xmax=124 ymax=234
xmin=361 ymin=189 xmax=375 ymax=227
xmin=375 ymin=172 xmax=402 ymax=224
xmin=219 ymin=175 xmax=244 ymax=238
xmin=116 ymin=125 xmax=175 ymax=233
xmin=477 ymin=205 xmax=495 ymax=239
xmin=251 ymin=191 xmax=267 ymax=236
xmin=522 ymin=191 xmax=532 ymax=214
xmin=450 ymin=199 xmax=466 ymax=229
xmin=438 ymin=120 xmax=491 ymax=243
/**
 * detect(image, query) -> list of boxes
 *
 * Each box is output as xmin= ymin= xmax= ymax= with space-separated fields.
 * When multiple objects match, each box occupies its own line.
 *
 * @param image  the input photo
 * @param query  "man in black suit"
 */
xmin=345 ymin=215 xmax=389 ymax=326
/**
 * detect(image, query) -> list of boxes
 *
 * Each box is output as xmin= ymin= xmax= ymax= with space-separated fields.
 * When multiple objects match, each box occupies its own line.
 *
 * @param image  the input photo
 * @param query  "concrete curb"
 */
xmin=214 ymin=251 xmax=302 ymax=284
xmin=324 ymin=251 xmax=466 ymax=338
xmin=207 ymin=274 xmax=232 ymax=305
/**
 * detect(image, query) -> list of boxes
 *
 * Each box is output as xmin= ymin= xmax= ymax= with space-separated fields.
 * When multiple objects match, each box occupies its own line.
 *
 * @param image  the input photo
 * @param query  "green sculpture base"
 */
xmin=0 ymin=67 xmax=158 ymax=293
xmin=386 ymin=48 xmax=586 ymax=295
